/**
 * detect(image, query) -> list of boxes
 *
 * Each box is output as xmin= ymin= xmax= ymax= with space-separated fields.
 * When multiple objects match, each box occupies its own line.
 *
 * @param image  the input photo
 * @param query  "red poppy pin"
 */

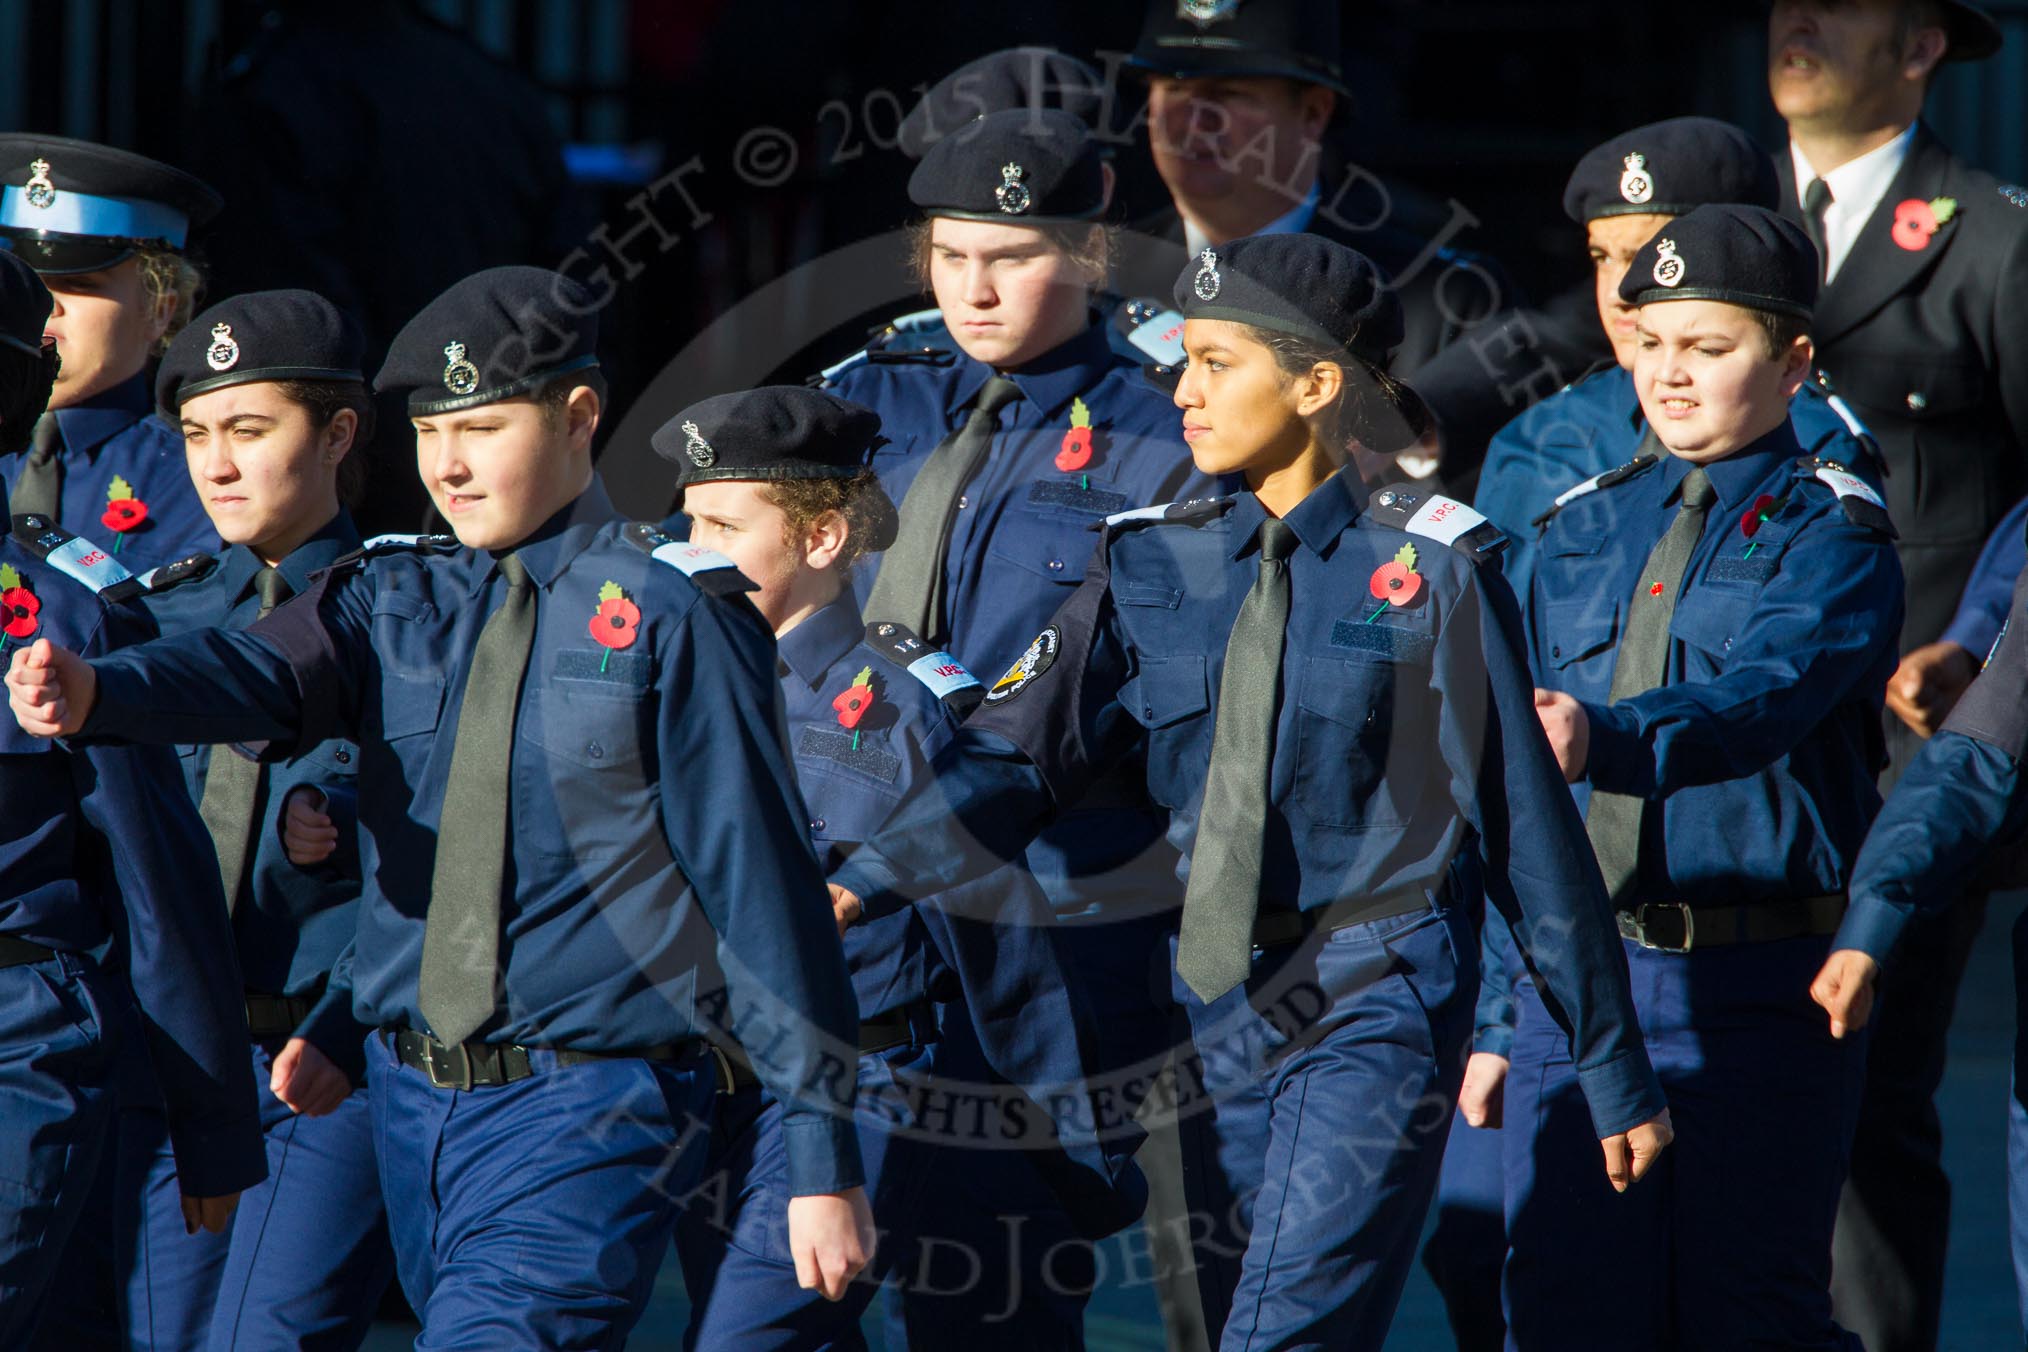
xmin=0 ymin=564 xmax=38 ymax=650
xmin=1365 ymin=543 xmax=1421 ymax=621
xmin=588 ymin=580 xmax=640 ymax=672
xmin=1055 ymin=397 xmax=1095 ymax=473
xmin=1891 ymin=196 xmax=1958 ymax=252
xmin=101 ymin=476 xmax=148 ymax=550
xmin=1740 ymin=493 xmax=1786 ymax=556
xmin=832 ymin=666 xmax=877 ymax=750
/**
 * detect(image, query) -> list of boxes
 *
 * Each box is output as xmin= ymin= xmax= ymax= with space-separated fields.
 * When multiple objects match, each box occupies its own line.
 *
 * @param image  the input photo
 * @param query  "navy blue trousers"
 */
xmin=1503 ymin=936 xmax=1866 ymax=1352
xmin=1176 ymin=906 xmax=1470 ymax=1352
xmin=368 ymin=1033 xmax=718 ymax=1350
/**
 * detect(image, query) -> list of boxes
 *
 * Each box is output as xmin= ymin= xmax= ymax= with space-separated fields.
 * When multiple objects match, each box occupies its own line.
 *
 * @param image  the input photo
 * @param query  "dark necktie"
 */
xmin=1801 ymin=177 xmax=1833 ymax=285
xmin=1176 ymin=516 xmax=1299 ymax=1003
xmin=1585 ymin=466 xmax=1716 ymax=905
xmin=419 ymin=553 xmax=535 ymax=1045
xmin=199 ymin=567 xmax=292 ymax=916
xmin=863 ymin=375 xmax=1023 ymax=645
xmin=15 ymin=414 xmax=62 ymax=520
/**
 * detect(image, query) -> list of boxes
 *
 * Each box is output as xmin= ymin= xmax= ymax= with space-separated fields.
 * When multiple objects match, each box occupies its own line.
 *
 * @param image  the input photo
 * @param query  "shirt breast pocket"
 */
xmin=1669 ymin=589 xmax=1756 ymax=669
xmin=1539 ymin=597 xmax=1619 ymax=673
xmin=1121 ymin=654 xmax=1210 ymax=810
xmin=521 ymin=685 xmax=654 ymax=860
xmin=986 ymin=513 xmax=1101 ymax=586
xmin=1292 ymin=652 xmax=1432 ymax=830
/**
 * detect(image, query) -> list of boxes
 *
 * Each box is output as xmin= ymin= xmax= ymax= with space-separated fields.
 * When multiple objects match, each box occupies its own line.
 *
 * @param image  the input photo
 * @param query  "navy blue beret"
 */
xmin=908 ymin=108 xmax=1105 ymax=225
xmin=659 ymin=387 xmax=896 ymax=549
xmin=1620 ymin=203 xmax=1818 ymax=322
xmin=897 ymin=49 xmax=1108 ymax=161
xmin=376 ymin=266 xmax=601 ymax=416
xmin=0 ymin=251 xmax=50 ymax=358
xmin=1126 ymin=0 xmax=1349 ymax=96
xmin=157 ymin=289 xmax=364 ymax=411
xmin=1939 ymin=1 xmax=2004 ymax=59
xmin=1174 ymin=233 xmax=1403 ymax=362
xmin=0 ymin=134 xmax=220 ymax=275
xmin=1563 ymin=117 xmax=1778 ymax=224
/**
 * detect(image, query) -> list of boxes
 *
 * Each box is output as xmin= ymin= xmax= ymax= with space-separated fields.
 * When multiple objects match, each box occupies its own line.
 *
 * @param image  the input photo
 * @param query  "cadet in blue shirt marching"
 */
xmin=115 ymin=288 xmax=393 ymax=1349
xmin=1472 ymin=117 xmax=1876 ymax=602
xmin=828 ymin=232 xmax=1671 ymax=1351
xmin=662 ymin=386 xmax=1142 ymax=1348
xmin=1505 ymin=205 xmax=1902 ymax=1350
xmin=824 ymin=105 xmax=1217 ymax=1341
xmin=0 ymin=136 xmax=222 ymax=572
xmin=1819 ymin=555 xmax=2028 ymax=1337
xmin=0 ymin=249 xmax=263 ymax=1342
xmin=5 ymin=266 xmax=874 ymax=1347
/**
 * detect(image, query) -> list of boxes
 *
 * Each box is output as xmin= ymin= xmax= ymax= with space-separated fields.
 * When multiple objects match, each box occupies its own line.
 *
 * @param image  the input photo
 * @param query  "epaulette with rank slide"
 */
xmin=328 ymin=533 xmax=460 ymax=571
xmin=863 ymin=620 xmax=984 ymax=716
xmin=1796 ymin=456 xmax=1896 ymax=538
xmin=1112 ymin=297 xmax=1186 ymax=366
xmin=1365 ymin=489 xmax=1507 ymax=562
xmin=1098 ymin=497 xmax=1234 ymax=534
xmin=136 ymin=552 xmax=219 ymax=594
xmin=1531 ymin=454 xmax=1661 ymax=528
xmin=10 ymin=514 xmax=142 ymax=602
xmin=623 ymin=521 xmax=756 ymax=597
xmin=814 ymin=308 xmax=957 ymax=385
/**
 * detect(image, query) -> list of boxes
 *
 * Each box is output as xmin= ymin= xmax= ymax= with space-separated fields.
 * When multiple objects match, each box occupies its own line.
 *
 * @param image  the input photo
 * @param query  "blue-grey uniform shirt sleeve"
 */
xmin=1581 ymin=508 xmax=1905 ymax=799
xmin=1940 ymin=495 xmax=2028 ymax=659
xmin=658 ymin=593 xmax=865 ymax=1196
xmin=1472 ymin=900 xmax=1518 ymax=1059
xmin=1444 ymin=568 xmax=1664 ymax=1138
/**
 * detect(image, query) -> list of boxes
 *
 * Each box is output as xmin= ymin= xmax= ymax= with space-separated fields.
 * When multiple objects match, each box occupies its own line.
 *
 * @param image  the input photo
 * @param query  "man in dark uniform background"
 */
xmin=1765 ymin=5 xmax=2028 ymax=1348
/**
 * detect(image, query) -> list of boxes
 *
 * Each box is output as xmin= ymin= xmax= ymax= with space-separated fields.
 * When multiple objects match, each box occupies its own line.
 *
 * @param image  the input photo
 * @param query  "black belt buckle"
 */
xmin=1630 ymin=902 xmax=1695 ymax=954
xmin=422 ymin=1037 xmax=476 ymax=1091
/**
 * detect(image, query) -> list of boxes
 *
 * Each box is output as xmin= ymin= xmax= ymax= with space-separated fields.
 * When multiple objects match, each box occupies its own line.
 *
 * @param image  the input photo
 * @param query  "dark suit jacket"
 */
xmin=1778 ymin=124 xmax=2028 ymax=654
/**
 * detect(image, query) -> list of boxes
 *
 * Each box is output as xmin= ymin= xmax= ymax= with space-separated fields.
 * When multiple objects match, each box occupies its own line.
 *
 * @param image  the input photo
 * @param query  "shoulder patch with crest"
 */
xmin=1365 ymin=490 xmax=1506 ymax=562
xmin=10 ymin=515 xmax=141 ymax=602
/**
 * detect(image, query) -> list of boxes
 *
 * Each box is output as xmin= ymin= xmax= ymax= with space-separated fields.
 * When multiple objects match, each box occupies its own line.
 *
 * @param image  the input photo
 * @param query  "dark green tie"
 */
xmin=419 ymin=553 xmax=535 ymax=1045
xmin=198 ymin=567 xmax=290 ymax=916
xmin=1177 ymin=516 xmax=1298 ymax=1003
xmin=1585 ymin=466 xmax=1716 ymax=905
xmin=863 ymin=375 xmax=1023 ymax=645
xmin=15 ymin=414 xmax=61 ymax=520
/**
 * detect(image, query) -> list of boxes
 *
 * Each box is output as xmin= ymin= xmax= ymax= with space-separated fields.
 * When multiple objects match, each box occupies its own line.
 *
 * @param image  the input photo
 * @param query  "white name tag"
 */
xmin=651 ymin=542 xmax=739 ymax=577
xmin=1404 ymin=495 xmax=1489 ymax=546
xmin=1124 ymin=308 xmax=1187 ymax=366
xmin=45 ymin=535 xmax=133 ymax=594
xmin=1816 ymin=467 xmax=1885 ymax=509
xmin=907 ymin=651 xmax=979 ymax=699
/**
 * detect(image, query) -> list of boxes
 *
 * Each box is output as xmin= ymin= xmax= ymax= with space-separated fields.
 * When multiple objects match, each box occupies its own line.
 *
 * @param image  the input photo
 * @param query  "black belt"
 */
xmin=715 ymin=1003 xmax=939 ymax=1095
xmin=1616 ymin=894 xmax=1846 ymax=954
xmin=389 ymin=1029 xmax=704 ymax=1091
xmin=1251 ymin=891 xmax=1437 ymax=950
xmin=245 ymin=993 xmax=319 ymax=1041
xmin=0 ymin=936 xmax=56 ymax=969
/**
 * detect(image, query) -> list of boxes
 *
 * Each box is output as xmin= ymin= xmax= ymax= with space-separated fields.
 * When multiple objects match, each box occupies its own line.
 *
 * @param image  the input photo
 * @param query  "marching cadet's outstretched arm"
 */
xmin=7 ymin=566 xmax=376 ymax=750
xmin=1577 ymin=511 xmax=1905 ymax=797
xmin=1441 ymin=566 xmax=1670 ymax=1182
xmin=1813 ymin=568 xmax=2028 ymax=1037
xmin=829 ymin=551 xmax=1145 ymax=925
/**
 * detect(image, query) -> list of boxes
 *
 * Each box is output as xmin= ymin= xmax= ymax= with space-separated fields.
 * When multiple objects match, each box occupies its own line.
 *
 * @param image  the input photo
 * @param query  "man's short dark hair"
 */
xmin=1751 ymin=309 xmax=1812 ymax=361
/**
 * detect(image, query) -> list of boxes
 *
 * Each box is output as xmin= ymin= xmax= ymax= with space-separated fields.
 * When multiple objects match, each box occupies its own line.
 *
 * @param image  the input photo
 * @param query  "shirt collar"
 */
xmin=215 ymin=510 xmax=364 ymax=606
xmin=472 ymin=474 xmax=622 ymax=593
xmin=949 ymin=319 xmax=1116 ymax=424
xmin=1790 ymin=124 xmax=1916 ymax=225
xmin=775 ymin=591 xmax=866 ymax=691
xmin=1182 ymin=179 xmax=1322 ymax=257
xmin=1654 ymin=418 xmax=1803 ymax=513
xmin=1225 ymin=467 xmax=1366 ymax=560
xmin=52 ymin=370 xmax=155 ymax=458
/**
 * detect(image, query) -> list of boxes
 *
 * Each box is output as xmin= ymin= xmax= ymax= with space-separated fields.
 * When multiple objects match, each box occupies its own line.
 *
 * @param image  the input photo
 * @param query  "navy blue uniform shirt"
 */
xmin=829 ymin=318 xmax=1220 ymax=919
xmin=143 ymin=511 xmax=368 ymax=1069
xmin=81 ymin=480 xmax=865 ymax=1195
xmin=0 ymin=519 xmax=261 ymax=1196
xmin=831 ymin=472 xmax=1667 ymax=1137
xmin=1527 ymin=420 xmax=1904 ymax=907
xmin=775 ymin=592 xmax=1140 ymax=1227
xmin=3 ymin=372 xmax=220 ymax=572
xmin=1939 ymin=494 xmax=2028 ymax=660
xmin=1477 ymin=364 xmax=1877 ymax=600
